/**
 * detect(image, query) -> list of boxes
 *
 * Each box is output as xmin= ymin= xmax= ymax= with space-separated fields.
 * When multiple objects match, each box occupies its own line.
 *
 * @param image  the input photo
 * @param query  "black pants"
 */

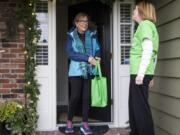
xmin=129 ymin=75 xmax=155 ymax=135
xmin=67 ymin=76 xmax=93 ymax=122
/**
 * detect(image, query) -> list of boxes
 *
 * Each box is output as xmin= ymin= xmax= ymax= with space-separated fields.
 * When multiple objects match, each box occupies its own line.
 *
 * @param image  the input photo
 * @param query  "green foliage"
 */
xmin=15 ymin=0 xmax=41 ymax=134
xmin=9 ymin=107 xmax=26 ymax=135
xmin=0 ymin=101 xmax=27 ymax=134
xmin=0 ymin=101 xmax=18 ymax=123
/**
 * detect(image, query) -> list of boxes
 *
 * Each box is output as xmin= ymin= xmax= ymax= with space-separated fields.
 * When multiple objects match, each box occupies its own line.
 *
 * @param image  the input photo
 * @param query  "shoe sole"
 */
xmin=80 ymin=127 xmax=92 ymax=135
xmin=65 ymin=130 xmax=74 ymax=134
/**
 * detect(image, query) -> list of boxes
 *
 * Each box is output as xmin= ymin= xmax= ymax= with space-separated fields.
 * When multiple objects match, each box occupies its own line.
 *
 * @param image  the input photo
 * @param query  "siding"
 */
xmin=150 ymin=0 xmax=180 ymax=135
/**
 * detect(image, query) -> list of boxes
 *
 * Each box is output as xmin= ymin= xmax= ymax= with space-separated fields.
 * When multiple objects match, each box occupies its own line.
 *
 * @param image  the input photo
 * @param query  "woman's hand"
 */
xmin=149 ymin=79 xmax=154 ymax=88
xmin=135 ymin=75 xmax=144 ymax=85
xmin=88 ymin=56 xmax=97 ymax=65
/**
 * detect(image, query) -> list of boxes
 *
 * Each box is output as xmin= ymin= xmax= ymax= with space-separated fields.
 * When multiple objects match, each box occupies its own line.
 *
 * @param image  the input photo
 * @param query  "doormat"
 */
xmin=59 ymin=125 xmax=109 ymax=135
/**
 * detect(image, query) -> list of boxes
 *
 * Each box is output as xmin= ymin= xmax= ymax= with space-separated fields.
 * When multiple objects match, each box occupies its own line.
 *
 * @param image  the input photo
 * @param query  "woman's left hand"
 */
xmin=149 ymin=79 xmax=154 ymax=88
xmin=135 ymin=75 xmax=144 ymax=85
xmin=88 ymin=56 xmax=97 ymax=65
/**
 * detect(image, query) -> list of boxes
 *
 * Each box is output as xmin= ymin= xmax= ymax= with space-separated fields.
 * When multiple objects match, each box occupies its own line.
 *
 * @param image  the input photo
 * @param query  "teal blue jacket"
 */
xmin=66 ymin=28 xmax=101 ymax=76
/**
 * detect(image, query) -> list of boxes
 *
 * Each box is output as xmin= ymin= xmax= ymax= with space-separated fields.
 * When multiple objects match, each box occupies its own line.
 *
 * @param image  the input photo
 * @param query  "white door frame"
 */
xmin=49 ymin=0 xmax=57 ymax=130
xmin=111 ymin=0 xmax=121 ymax=128
xmin=38 ymin=0 xmax=135 ymax=131
xmin=110 ymin=0 xmax=134 ymax=128
xmin=37 ymin=0 xmax=57 ymax=131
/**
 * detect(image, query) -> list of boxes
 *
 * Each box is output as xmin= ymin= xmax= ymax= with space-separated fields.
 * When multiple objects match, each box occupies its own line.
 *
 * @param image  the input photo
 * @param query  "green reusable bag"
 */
xmin=91 ymin=61 xmax=107 ymax=107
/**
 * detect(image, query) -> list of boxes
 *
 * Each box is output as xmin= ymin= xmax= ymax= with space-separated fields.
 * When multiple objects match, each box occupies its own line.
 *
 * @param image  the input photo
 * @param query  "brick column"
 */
xmin=0 ymin=0 xmax=25 ymax=102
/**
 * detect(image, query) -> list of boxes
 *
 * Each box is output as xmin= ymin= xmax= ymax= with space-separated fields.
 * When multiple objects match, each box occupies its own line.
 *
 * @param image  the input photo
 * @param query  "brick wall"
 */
xmin=0 ymin=0 xmax=25 ymax=101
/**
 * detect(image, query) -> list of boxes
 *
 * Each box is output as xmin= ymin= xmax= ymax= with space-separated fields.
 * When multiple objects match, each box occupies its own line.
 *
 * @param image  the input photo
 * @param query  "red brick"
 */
xmin=2 ymin=94 xmax=17 ymax=98
xmin=18 ymin=64 xmax=25 ymax=68
xmin=0 ymin=89 xmax=10 ymax=93
xmin=2 ymin=43 xmax=17 ymax=48
xmin=0 ymin=79 xmax=9 ymax=83
xmin=2 ymin=74 xmax=17 ymax=78
xmin=18 ymin=54 xmax=25 ymax=59
xmin=11 ymin=69 xmax=25 ymax=73
xmin=19 ymin=33 xmax=25 ymax=39
xmin=3 ymin=83 xmax=17 ymax=88
xmin=0 ymin=69 xmax=9 ymax=73
xmin=11 ymin=89 xmax=23 ymax=93
xmin=0 ymin=49 xmax=9 ymax=53
xmin=10 ymin=48 xmax=24 ymax=53
xmin=2 ymin=53 xmax=17 ymax=58
xmin=0 ymin=64 xmax=18 ymax=68
xmin=18 ymin=44 xmax=24 ymax=48
xmin=0 ymin=59 xmax=9 ymax=63
xmin=11 ymin=59 xmax=25 ymax=63
xmin=19 ymin=39 xmax=25 ymax=43
xmin=18 ymin=83 xmax=24 ymax=88
xmin=16 ymin=79 xmax=24 ymax=83
xmin=18 ymin=74 xmax=24 ymax=78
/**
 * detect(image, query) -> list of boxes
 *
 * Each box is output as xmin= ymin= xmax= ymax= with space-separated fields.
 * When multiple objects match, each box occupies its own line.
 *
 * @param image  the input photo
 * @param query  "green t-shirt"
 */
xmin=130 ymin=20 xmax=159 ymax=75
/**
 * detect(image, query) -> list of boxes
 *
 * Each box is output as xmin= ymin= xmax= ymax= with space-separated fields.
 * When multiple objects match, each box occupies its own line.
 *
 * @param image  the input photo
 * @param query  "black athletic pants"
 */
xmin=129 ymin=75 xmax=155 ymax=135
xmin=67 ymin=76 xmax=93 ymax=122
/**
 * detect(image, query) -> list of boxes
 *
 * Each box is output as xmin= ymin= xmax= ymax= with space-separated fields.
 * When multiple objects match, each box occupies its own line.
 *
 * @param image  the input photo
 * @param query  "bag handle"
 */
xmin=96 ymin=60 xmax=102 ymax=77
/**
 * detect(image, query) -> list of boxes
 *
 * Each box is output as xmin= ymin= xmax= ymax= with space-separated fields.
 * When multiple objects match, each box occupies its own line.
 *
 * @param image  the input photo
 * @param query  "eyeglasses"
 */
xmin=78 ymin=20 xmax=89 ymax=23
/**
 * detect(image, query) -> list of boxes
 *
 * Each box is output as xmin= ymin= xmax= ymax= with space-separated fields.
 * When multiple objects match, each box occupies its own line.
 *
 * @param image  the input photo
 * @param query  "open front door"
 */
xmin=56 ymin=0 xmax=112 ymax=124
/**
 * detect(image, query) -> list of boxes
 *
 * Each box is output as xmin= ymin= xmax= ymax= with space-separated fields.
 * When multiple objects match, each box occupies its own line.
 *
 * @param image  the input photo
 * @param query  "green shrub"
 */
xmin=0 ymin=101 xmax=18 ymax=123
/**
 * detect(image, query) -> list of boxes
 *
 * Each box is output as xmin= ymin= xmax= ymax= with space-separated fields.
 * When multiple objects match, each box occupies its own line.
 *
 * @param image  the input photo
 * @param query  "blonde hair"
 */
xmin=137 ymin=1 xmax=157 ymax=23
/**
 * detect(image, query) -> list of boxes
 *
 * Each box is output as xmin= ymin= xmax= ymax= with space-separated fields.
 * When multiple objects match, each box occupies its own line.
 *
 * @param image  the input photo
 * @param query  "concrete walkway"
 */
xmin=37 ymin=128 xmax=130 ymax=135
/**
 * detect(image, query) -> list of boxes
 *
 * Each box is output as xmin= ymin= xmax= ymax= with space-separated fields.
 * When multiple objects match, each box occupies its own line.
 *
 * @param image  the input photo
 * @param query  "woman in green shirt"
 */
xmin=129 ymin=1 xmax=159 ymax=135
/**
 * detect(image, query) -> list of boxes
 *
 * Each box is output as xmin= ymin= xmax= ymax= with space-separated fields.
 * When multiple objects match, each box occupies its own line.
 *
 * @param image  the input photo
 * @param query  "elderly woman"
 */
xmin=65 ymin=12 xmax=101 ymax=135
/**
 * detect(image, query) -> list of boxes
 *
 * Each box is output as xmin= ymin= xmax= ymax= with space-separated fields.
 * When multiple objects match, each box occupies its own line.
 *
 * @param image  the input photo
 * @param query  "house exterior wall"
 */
xmin=1 ymin=0 xmax=180 ymax=132
xmin=150 ymin=0 xmax=180 ymax=134
xmin=0 ymin=0 xmax=25 ymax=102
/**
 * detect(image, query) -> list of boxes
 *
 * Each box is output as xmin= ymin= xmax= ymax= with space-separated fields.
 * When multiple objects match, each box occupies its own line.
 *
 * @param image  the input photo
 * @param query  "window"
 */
xmin=36 ymin=1 xmax=48 ymax=65
xmin=120 ymin=3 xmax=133 ymax=65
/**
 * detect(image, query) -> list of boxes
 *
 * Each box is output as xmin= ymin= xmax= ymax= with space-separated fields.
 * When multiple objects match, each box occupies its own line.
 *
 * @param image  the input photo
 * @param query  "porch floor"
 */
xmin=37 ymin=128 xmax=130 ymax=135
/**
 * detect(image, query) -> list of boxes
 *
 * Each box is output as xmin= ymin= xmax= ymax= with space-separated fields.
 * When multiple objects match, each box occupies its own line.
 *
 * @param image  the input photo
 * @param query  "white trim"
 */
xmin=49 ymin=0 xmax=57 ymax=130
xmin=37 ymin=0 xmax=57 ymax=131
xmin=112 ymin=0 xmax=120 ymax=127
xmin=111 ymin=0 xmax=134 ymax=128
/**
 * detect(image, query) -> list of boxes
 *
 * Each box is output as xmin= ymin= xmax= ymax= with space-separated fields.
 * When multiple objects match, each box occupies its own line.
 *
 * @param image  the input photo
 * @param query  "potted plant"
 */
xmin=0 ymin=101 xmax=17 ymax=134
xmin=0 ymin=100 xmax=24 ymax=135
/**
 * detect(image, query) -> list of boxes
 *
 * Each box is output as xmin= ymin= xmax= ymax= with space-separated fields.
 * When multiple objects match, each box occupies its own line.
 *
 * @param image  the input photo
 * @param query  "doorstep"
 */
xmin=36 ymin=128 xmax=130 ymax=135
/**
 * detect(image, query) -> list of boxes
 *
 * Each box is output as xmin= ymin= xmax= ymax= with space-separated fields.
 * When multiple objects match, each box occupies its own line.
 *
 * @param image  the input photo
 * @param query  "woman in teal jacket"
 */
xmin=65 ymin=12 xmax=100 ymax=135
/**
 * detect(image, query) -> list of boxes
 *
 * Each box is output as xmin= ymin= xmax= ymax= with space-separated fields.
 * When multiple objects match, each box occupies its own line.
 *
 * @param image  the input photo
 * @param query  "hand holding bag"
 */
xmin=91 ymin=61 xmax=107 ymax=107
